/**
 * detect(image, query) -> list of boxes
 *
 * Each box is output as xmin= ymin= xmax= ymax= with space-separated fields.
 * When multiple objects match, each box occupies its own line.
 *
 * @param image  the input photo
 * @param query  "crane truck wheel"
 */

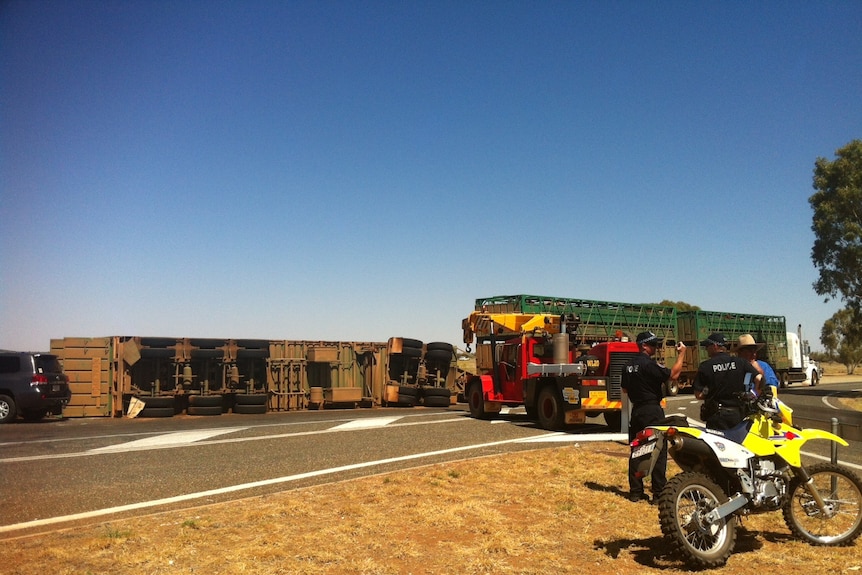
xmin=536 ymin=386 xmax=565 ymax=431
xmin=467 ymin=380 xmax=489 ymax=419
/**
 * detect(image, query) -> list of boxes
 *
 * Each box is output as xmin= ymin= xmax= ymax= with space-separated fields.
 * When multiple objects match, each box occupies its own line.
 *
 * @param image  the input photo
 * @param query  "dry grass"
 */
xmin=822 ymin=362 xmax=858 ymax=377
xmin=5 ymin=444 xmax=861 ymax=574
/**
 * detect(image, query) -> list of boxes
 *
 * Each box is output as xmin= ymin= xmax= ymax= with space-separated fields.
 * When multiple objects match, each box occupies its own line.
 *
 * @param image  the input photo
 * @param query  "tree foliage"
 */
xmin=809 ymin=140 xmax=862 ymax=314
xmin=820 ymin=307 xmax=862 ymax=374
xmin=654 ymin=300 xmax=701 ymax=312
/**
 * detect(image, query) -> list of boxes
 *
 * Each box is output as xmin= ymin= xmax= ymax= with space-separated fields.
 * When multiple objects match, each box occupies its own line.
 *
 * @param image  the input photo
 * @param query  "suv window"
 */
xmin=34 ymin=355 xmax=62 ymax=374
xmin=0 ymin=356 xmax=21 ymax=373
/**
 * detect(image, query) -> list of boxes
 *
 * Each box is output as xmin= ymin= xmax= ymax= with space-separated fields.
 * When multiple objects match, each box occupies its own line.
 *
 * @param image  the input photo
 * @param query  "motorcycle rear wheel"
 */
xmin=783 ymin=462 xmax=862 ymax=546
xmin=658 ymin=472 xmax=737 ymax=569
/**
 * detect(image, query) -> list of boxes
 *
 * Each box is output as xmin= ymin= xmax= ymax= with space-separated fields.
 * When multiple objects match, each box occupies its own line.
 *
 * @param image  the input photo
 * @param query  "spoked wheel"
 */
xmin=658 ymin=472 xmax=737 ymax=569
xmin=783 ymin=462 xmax=862 ymax=546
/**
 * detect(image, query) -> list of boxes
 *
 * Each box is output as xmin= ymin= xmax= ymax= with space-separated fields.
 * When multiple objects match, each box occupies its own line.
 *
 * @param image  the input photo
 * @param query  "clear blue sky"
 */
xmin=2 ymin=1 xmax=861 ymax=352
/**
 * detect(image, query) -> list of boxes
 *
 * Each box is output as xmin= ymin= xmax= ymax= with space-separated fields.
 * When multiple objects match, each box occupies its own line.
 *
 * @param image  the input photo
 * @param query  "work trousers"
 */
xmin=628 ymin=402 xmax=667 ymax=496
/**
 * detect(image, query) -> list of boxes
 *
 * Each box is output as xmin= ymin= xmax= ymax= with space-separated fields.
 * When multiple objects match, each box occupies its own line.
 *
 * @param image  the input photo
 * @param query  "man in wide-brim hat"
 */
xmin=733 ymin=334 xmax=765 ymax=351
xmin=734 ymin=334 xmax=779 ymax=395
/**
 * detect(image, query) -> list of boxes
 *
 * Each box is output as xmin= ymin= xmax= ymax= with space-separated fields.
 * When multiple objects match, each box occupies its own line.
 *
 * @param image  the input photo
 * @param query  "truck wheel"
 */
xmin=604 ymin=411 xmax=622 ymax=432
xmin=422 ymin=395 xmax=451 ymax=408
xmin=467 ymin=381 xmax=489 ymax=419
xmin=187 ymin=405 xmax=222 ymax=416
xmin=188 ymin=394 xmax=224 ymax=408
xmin=142 ymin=396 xmax=176 ymax=409
xmin=810 ymin=371 xmax=819 ymax=386
xmin=234 ymin=394 xmax=268 ymax=405
xmin=137 ymin=407 xmax=174 ymax=418
xmin=537 ymin=386 xmax=564 ymax=431
xmin=665 ymin=379 xmax=679 ymax=397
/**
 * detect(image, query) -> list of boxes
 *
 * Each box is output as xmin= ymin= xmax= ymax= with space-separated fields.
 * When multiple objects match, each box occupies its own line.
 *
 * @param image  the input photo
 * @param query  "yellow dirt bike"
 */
xmin=631 ymin=393 xmax=862 ymax=569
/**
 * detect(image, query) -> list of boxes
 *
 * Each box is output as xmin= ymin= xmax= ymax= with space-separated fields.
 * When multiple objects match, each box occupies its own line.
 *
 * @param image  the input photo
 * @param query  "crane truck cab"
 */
xmin=461 ymin=311 xmax=638 ymax=431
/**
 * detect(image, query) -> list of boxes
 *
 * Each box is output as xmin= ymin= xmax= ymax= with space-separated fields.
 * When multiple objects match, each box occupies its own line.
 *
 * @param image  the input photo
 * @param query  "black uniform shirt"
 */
xmin=692 ymin=352 xmax=760 ymax=404
xmin=621 ymin=352 xmax=670 ymax=404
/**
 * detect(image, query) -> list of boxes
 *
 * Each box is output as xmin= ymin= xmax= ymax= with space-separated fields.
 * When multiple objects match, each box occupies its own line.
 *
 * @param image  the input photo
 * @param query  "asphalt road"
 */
xmin=2 ymin=377 xmax=859 ymax=540
xmin=0 ymin=405 xmax=610 ymax=539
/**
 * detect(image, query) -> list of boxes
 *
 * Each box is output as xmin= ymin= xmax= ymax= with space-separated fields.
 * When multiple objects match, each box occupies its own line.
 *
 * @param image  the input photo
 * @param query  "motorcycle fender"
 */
xmin=797 ymin=427 xmax=849 ymax=447
xmin=776 ymin=427 xmax=849 ymax=468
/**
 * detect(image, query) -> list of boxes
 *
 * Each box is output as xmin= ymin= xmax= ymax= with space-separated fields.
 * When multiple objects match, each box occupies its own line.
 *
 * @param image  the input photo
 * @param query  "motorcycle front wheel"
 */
xmin=783 ymin=462 xmax=862 ymax=546
xmin=658 ymin=472 xmax=737 ymax=569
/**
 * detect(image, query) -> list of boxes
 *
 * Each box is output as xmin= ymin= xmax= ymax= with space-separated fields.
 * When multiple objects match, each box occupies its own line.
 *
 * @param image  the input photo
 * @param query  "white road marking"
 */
xmin=517 ymin=432 xmax=627 ymax=443
xmin=0 ymin=417 xmax=470 ymax=463
xmin=1 ymin=413 xmax=858 ymax=535
xmin=822 ymin=394 xmax=842 ymax=410
xmin=88 ymin=428 xmax=248 ymax=453
xmin=329 ymin=416 xmax=403 ymax=430
xmin=0 ymin=433 xmax=577 ymax=534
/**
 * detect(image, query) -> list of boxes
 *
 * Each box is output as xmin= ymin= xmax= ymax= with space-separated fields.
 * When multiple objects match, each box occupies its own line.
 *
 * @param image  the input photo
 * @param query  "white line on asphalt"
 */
xmin=0 ymin=433 xmax=565 ymax=534
xmin=516 ymin=432 xmax=627 ymax=442
xmin=87 ymin=428 xmax=249 ymax=453
xmin=0 ymin=417 xmax=471 ymax=463
xmin=329 ymin=416 xmax=403 ymax=430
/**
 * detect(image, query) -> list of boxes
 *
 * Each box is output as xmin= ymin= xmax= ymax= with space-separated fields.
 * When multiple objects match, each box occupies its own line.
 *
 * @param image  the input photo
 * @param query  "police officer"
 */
xmin=693 ymin=332 xmax=762 ymax=429
xmin=622 ymin=331 xmax=686 ymax=503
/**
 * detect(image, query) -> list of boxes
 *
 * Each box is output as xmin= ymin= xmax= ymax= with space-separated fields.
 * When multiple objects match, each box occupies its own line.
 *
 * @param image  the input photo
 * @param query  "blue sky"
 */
xmin=2 ymin=1 xmax=861 ymax=352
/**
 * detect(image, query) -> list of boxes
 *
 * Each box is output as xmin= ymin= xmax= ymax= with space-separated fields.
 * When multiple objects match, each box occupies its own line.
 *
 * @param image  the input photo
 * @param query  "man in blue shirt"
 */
xmin=735 ymin=333 xmax=780 ymax=395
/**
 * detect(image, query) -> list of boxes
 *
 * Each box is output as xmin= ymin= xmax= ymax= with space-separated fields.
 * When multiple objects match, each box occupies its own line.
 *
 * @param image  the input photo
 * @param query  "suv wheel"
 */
xmin=0 ymin=394 xmax=17 ymax=424
xmin=22 ymin=408 xmax=49 ymax=422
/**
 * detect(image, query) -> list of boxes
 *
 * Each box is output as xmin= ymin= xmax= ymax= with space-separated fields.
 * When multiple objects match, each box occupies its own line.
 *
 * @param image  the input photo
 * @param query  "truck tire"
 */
xmin=810 ymin=371 xmax=819 ymax=386
xmin=397 ymin=393 xmax=417 ymax=407
xmin=536 ymin=386 xmax=565 ymax=431
xmin=142 ymin=396 xmax=176 ymax=409
xmin=420 ymin=387 xmax=451 ymax=407
xmin=400 ymin=338 xmax=424 ymax=350
xmin=425 ymin=342 xmax=454 ymax=354
xmin=138 ymin=407 xmax=174 ymax=418
xmin=187 ymin=405 xmax=222 ymax=416
xmin=422 ymin=395 xmax=451 ymax=408
xmin=467 ymin=381 xmax=489 ymax=419
xmin=188 ymin=394 xmax=224 ymax=408
xmin=665 ymin=379 xmax=679 ymax=397
xmin=604 ymin=411 xmax=622 ymax=432
xmin=234 ymin=394 xmax=268 ymax=405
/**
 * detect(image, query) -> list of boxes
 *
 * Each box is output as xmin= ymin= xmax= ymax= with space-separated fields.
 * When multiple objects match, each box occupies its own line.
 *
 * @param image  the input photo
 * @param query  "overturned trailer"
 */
xmin=50 ymin=336 xmax=456 ymax=418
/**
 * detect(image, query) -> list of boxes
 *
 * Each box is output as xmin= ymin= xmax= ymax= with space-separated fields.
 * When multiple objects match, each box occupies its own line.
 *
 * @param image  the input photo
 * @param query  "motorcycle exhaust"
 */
xmin=668 ymin=435 xmax=713 ymax=458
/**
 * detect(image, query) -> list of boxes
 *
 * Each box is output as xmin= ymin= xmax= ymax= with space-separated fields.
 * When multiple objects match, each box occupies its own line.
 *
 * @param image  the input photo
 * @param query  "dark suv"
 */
xmin=0 ymin=350 xmax=71 ymax=423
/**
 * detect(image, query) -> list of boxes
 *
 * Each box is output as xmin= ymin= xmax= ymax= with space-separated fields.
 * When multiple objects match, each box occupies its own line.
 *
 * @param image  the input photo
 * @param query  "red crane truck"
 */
xmin=461 ymin=311 xmax=639 ymax=431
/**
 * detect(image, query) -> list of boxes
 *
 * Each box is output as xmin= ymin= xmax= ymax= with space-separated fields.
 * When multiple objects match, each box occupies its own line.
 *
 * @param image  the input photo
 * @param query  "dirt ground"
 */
xmin=5 ymin=441 xmax=861 ymax=575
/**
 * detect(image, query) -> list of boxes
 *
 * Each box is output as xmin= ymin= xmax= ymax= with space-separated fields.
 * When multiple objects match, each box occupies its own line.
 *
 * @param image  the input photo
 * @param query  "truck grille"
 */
xmin=607 ymin=352 xmax=638 ymax=400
